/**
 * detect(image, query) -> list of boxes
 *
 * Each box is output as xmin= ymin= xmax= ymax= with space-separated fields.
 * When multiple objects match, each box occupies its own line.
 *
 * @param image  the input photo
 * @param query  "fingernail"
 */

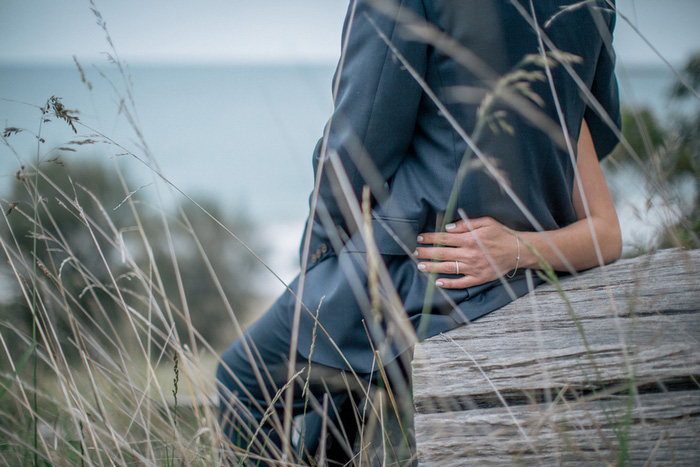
xmin=435 ymin=280 xmax=444 ymax=287
xmin=412 ymin=250 xmax=418 ymax=256
xmin=446 ymin=223 xmax=456 ymax=230
xmin=417 ymin=263 xmax=426 ymax=271
xmin=416 ymin=235 xmax=424 ymax=242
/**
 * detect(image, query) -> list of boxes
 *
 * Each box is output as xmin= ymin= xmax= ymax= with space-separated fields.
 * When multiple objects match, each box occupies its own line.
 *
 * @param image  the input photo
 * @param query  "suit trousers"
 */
xmin=216 ymin=297 xmax=415 ymax=466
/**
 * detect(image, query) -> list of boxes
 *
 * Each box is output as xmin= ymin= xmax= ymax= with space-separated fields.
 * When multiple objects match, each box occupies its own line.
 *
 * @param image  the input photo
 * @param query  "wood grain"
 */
xmin=415 ymin=391 xmax=700 ymax=466
xmin=412 ymin=248 xmax=700 ymax=465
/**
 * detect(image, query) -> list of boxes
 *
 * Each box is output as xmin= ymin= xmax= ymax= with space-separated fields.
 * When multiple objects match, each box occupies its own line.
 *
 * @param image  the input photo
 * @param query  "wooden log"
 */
xmin=412 ymin=248 xmax=700 ymax=465
xmin=415 ymin=391 xmax=700 ymax=466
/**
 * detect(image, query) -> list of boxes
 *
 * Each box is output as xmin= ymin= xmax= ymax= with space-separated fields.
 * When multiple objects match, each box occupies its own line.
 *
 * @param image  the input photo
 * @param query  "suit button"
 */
xmin=315 ymin=249 xmax=322 ymax=257
xmin=310 ymin=254 xmax=318 ymax=263
xmin=321 ymin=244 xmax=328 ymax=253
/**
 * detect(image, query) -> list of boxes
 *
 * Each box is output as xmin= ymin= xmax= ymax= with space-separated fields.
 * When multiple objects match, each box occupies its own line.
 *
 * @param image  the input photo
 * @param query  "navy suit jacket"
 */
xmin=285 ymin=0 xmax=620 ymax=373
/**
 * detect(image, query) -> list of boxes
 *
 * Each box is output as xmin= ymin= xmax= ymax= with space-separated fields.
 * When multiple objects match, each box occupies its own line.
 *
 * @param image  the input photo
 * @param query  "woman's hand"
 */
xmin=414 ymin=217 xmax=519 ymax=289
xmin=413 ymin=119 xmax=622 ymax=290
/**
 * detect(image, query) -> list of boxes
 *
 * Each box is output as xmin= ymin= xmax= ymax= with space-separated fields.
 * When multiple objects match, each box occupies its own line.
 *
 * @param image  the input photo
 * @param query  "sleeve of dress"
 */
xmin=583 ymin=4 xmax=621 ymax=160
xmin=301 ymin=0 xmax=429 ymax=269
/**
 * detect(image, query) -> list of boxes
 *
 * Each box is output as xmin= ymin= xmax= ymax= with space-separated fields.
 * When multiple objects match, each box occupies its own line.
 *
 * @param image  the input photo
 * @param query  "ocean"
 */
xmin=0 ymin=62 xmax=686 ymax=292
xmin=0 ymin=64 xmax=335 ymax=220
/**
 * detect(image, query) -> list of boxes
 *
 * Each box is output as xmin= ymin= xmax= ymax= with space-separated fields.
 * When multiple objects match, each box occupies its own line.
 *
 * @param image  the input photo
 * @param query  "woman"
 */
xmin=217 ymin=0 xmax=621 ymax=464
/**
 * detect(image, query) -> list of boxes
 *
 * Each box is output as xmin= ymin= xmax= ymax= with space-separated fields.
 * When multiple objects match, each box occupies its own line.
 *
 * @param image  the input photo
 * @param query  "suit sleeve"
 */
xmin=301 ymin=0 xmax=428 ymax=269
xmin=583 ymin=4 xmax=621 ymax=160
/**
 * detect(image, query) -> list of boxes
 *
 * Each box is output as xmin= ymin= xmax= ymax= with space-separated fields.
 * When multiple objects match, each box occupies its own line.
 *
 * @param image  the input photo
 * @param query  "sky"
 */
xmin=0 ymin=0 xmax=699 ymax=67
xmin=0 ymin=0 xmax=349 ymax=65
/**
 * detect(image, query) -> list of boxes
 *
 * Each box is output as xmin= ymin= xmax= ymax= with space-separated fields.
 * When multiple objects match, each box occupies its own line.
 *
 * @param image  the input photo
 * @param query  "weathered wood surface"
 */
xmin=415 ymin=391 xmax=700 ymax=466
xmin=413 ymin=248 xmax=700 ymax=466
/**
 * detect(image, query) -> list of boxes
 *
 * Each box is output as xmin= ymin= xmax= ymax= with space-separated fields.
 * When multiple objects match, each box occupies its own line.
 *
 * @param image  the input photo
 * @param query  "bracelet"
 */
xmin=506 ymin=235 xmax=520 ymax=279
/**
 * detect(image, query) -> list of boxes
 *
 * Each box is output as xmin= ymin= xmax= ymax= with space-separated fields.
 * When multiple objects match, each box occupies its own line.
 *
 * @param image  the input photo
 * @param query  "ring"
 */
xmin=455 ymin=261 xmax=460 ymax=274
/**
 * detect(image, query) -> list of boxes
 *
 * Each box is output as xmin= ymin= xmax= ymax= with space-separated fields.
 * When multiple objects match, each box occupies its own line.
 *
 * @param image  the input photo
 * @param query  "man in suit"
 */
xmin=217 ymin=0 xmax=621 ymax=464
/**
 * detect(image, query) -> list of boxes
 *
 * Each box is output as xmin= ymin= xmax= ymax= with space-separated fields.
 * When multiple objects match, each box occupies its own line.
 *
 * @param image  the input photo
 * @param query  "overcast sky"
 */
xmin=0 ymin=0 xmax=699 ymax=67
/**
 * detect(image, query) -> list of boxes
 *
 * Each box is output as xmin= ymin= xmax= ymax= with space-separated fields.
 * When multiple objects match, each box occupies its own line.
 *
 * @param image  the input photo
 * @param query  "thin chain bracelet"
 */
xmin=506 ymin=235 xmax=520 ymax=279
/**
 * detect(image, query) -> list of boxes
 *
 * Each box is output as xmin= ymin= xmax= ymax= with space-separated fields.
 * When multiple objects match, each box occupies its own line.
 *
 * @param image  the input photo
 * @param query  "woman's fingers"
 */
xmin=416 ymin=231 xmax=463 ymax=247
xmin=435 ymin=277 xmax=469 ymax=289
xmin=445 ymin=220 xmax=471 ymax=232
xmin=435 ymin=275 xmax=483 ymax=289
xmin=414 ymin=246 xmax=456 ymax=261
xmin=414 ymin=217 xmax=510 ymax=288
xmin=417 ymin=259 xmax=462 ymax=275
xmin=415 ymin=258 xmax=487 ymax=289
xmin=416 ymin=220 xmax=468 ymax=246
xmin=416 ymin=217 xmax=496 ymax=246
xmin=416 ymin=258 xmax=496 ymax=284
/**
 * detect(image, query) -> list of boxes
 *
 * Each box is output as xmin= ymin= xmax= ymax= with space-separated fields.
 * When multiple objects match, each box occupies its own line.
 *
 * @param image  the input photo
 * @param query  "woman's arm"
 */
xmin=414 ymin=119 xmax=622 ymax=289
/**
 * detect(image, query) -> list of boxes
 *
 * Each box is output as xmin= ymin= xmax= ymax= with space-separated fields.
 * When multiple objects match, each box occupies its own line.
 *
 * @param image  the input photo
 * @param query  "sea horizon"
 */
xmin=0 ymin=61 xmax=688 ymax=294
xmin=0 ymin=60 xmax=681 ymax=212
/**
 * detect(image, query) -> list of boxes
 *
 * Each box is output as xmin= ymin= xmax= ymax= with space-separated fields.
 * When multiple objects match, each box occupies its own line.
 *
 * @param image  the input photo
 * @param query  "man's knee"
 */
xmin=216 ymin=340 xmax=245 ymax=395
